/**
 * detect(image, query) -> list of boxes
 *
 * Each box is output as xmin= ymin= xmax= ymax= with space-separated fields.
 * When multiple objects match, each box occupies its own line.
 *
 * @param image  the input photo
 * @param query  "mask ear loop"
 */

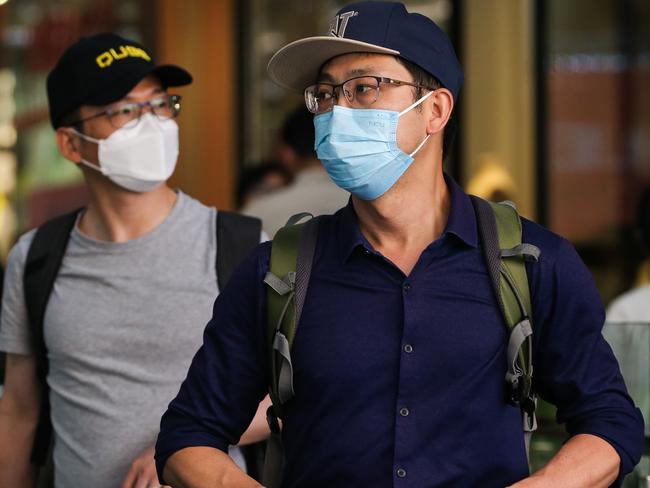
xmin=398 ymin=90 xmax=435 ymax=157
xmin=409 ymin=133 xmax=431 ymax=158
xmin=70 ymin=128 xmax=101 ymax=144
xmin=78 ymin=158 xmax=104 ymax=173
xmin=68 ymin=128 xmax=104 ymax=173
xmin=398 ymin=89 xmax=435 ymax=117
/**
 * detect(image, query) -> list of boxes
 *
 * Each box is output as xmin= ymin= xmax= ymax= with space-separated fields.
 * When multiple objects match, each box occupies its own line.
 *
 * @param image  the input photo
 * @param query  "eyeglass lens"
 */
xmin=108 ymin=95 xmax=181 ymax=128
xmin=305 ymin=77 xmax=380 ymax=114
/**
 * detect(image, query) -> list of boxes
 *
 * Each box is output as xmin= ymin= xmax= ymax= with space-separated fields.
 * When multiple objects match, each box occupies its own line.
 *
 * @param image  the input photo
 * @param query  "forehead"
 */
xmin=318 ymin=53 xmax=411 ymax=83
xmin=125 ymin=75 xmax=164 ymax=99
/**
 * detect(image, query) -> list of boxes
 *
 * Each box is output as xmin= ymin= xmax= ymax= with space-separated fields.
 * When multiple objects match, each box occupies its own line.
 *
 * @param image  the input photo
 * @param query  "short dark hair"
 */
xmin=58 ymin=109 xmax=82 ymax=129
xmin=281 ymin=106 xmax=316 ymax=159
xmin=396 ymin=57 xmax=457 ymax=160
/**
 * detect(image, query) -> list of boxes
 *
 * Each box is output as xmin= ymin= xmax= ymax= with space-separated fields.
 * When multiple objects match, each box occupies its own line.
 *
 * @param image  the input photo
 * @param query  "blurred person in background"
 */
xmin=0 ymin=33 xmax=269 ymax=488
xmin=608 ymin=186 xmax=650 ymax=321
xmin=465 ymin=154 xmax=517 ymax=205
xmin=236 ymin=160 xmax=292 ymax=209
xmin=242 ymin=106 xmax=349 ymax=237
xmin=155 ymin=2 xmax=643 ymax=487
xmin=605 ymin=185 xmax=650 ymax=465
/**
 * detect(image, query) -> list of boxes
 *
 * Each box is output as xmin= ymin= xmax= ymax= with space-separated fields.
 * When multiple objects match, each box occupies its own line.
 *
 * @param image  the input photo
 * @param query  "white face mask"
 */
xmin=74 ymin=113 xmax=179 ymax=193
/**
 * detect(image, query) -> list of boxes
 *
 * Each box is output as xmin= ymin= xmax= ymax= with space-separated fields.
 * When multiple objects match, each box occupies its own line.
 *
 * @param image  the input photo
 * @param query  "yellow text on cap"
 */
xmin=95 ymin=45 xmax=151 ymax=69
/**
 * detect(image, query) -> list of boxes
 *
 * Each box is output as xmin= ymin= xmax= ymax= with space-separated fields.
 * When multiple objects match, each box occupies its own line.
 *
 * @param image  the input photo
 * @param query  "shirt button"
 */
xmin=403 ymin=283 xmax=412 ymax=292
xmin=396 ymin=467 xmax=407 ymax=478
xmin=399 ymin=407 xmax=410 ymax=417
xmin=403 ymin=344 xmax=413 ymax=353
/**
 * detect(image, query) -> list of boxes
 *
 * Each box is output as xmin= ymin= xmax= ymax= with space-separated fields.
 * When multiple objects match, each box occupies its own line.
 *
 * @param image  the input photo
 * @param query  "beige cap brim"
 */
xmin=267 ymin=36 xmax=400 ymax=92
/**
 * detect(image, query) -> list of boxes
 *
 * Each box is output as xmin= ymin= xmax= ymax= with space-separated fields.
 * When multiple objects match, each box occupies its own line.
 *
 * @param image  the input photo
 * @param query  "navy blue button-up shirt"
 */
xmin=156 ymin=176 xmax=644 ymax=487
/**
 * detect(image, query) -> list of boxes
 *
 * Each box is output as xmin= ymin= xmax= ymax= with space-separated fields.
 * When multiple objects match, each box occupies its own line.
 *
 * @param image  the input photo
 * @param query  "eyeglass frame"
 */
xmin=304 ymin=75 xmax=436 ymax=114
xmin=69 ymin=94 xmax=182 ymax=129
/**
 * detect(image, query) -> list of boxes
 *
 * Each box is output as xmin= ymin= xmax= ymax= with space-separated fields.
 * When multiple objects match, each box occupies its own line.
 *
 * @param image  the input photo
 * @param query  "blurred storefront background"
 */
xmin=0 ymin=0 xmax=646 ymax=306
xmin=0 ymin=0 xmax=156 ymax=258
xmin=0 ymin=0 xmax=648 ymax=481
xmin=546 ymin=0 xmax=650 ymax=302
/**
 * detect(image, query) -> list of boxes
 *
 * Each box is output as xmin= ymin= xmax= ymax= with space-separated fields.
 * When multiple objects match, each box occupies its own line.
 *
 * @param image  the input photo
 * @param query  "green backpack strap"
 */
xmin=262 ymin=213 xmax=320 ymax=488
xmin=470 ymin=196 xmax=540 ymax=462
xmin=265 ymin=213 xmax=319 ymax=408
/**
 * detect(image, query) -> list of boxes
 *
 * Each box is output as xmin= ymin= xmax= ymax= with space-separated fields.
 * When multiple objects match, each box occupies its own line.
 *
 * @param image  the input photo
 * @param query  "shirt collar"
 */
xmin=444 ymin=174 xmax=478 ymax=248
xmin=337 ymin=173 xmax=478 ymax=263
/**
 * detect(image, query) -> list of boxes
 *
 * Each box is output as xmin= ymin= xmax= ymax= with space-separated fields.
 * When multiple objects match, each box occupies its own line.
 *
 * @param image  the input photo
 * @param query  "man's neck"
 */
xmin=353 ymin=163 xmax=450 ymax=276
xmin=78 ymin=182 xmax=178 ymax=243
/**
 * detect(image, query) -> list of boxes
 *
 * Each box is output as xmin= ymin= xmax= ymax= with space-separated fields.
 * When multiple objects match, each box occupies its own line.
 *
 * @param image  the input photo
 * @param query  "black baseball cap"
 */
xmin=47 ymin=32 xmax=192 ymax=129
xmin=267 ymin=1 xmax=463 ymax=101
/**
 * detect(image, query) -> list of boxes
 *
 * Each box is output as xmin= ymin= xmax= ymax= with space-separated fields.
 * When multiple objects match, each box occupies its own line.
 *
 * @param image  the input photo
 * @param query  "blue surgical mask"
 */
xmin=314 ymin=91 xmax=433 ymax=200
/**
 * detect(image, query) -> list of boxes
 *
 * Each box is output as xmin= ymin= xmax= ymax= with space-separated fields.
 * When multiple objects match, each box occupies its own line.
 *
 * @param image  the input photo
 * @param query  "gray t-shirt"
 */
xmin=0 ymin=191 xmax=250 ymax=487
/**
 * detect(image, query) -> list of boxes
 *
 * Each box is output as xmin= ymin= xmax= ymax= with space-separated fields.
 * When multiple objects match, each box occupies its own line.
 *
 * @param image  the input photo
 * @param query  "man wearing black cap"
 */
xmin=0 ymin=33 xmax=268 ymax=488
xmin=155 ymin=3 xmax=643 ymax=487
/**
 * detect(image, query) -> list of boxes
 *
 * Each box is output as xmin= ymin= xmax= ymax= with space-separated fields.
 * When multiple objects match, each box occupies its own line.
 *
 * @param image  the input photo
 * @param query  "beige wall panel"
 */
xmin=462 ymin=0 xmax=536 ymax=219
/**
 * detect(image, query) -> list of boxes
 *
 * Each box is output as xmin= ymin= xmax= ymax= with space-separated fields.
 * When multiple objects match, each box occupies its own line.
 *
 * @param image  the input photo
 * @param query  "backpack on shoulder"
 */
xmin=262 ymin=197 xmax=540 ymax=488
xmin=22 ymin=208 xmax=261 ymax=468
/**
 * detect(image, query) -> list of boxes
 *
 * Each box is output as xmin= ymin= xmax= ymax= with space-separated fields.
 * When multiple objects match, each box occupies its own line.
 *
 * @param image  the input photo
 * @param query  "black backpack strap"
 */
xmin=214 ymin=210 xmax=263 ymax=481
xmin=23 ymin=209 xmax=81 ymax=465
xmin=21 ymin=208 xmax=260 ymax=467
xmin=216 ymin=211 xmax=262 ymax=290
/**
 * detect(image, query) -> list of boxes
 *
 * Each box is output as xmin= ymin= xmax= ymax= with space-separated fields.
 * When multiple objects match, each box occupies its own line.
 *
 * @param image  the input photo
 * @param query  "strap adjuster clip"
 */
xmin=266 ymin=406 xmax=282 ymax=434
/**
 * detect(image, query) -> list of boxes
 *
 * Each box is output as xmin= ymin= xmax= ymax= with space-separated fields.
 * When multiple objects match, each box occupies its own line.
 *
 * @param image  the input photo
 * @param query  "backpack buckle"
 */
xmin=505 ymin=318 xmax=533 ymax=406
xmin=521 ymin=392 xmax=537 ymax=417
xmin=266 ymin=405 xmax=282 ymax=434
xmin=522 ymin=396 xmax=538 ymax=431
xmin=273 ymin=331 xmax=295 ymax=404
xmin=505 ymin=367 xmax=532 ymax=407
xmin=505 ymin=371 xmax=522 ymax=406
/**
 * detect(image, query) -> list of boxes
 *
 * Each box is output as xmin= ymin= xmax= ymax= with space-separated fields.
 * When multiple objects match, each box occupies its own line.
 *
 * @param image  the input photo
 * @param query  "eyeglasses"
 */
xmin=71 ymin=94 xmax=182 ymax=129
xmin=304 ymin=76 xmax=434 ymax=115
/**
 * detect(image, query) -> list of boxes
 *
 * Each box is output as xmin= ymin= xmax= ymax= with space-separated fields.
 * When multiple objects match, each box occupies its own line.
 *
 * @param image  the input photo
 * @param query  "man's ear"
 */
xmin=426 ymin=88 xmax=454 ymax=136
xmin=55 ymin=127 xmax=82 ymax=164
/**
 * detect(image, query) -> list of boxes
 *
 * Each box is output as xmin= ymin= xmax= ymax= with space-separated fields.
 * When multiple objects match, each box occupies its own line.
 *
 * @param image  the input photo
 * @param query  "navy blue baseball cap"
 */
xmin=47 ymin=32 xmax=192 ymax=128
xmin=267 ymin=1 xmax=463 ymax=101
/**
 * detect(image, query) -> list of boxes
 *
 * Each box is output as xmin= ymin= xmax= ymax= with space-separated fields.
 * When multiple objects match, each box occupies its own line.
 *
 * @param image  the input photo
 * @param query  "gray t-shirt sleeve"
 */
xmin=0 ymin=230 xmax=35 ymax=355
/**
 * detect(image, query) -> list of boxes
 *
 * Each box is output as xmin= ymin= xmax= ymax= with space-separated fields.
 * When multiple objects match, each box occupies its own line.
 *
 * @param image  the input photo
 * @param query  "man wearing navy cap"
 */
xmin=156 ymin=3 xmax=643 ymax=487
xmin=0 ymin=33 xmax=269 ymax=487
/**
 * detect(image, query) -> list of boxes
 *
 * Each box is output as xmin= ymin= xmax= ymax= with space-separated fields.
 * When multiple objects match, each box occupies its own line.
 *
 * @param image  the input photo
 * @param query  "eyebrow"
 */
xmin=123 ymin=86 xmax=165 ymax=101
xmin=317 ymin=66 xmax=376 ymax=84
